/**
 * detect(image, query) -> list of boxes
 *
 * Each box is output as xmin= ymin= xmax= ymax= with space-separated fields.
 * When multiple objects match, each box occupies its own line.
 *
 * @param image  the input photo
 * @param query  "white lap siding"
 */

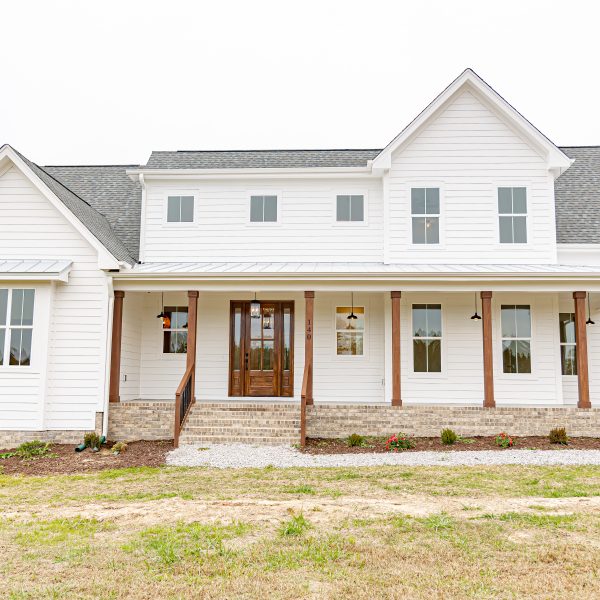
xmin=0 ymin=165 xmax=108 ymax=431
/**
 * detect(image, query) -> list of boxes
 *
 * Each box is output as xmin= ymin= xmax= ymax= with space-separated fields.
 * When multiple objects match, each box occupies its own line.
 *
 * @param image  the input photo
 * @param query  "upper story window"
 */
xmin=336 ymin=195 xmax=364 ymax=222
xmin=411 ymin=188 xmax=439 ymax=244
xmin=412 ymin=304 xmax=442 ymax=372
xmin=250 ymin=195 xmax=277 ymax=222
xmin=498 ymin=187 xmax=527 ymax=243
xmin=162 ymin=306 xmax=188 ymax=353
xmin=501 ymin=305 xmax=531 ymax=373
xmin=167 ymin=195 xmax=194 ymax=223
xmin=335 ymin=306 xmax=365 ymax=356
xmin=559 ymin=312 xmax=577 ymax=375
xmin=0 ymin=288 xmax=35 ymax=366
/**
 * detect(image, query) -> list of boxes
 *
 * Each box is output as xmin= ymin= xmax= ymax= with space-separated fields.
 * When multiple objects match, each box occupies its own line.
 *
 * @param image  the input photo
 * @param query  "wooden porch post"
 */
xmin=187 ymin=291 xmax=199 ymax=402
xmin=304 ymin=291 xmax=314 ymax=405
xmin=573 ymin=291 xmax=591 ymax=408
xmin=391 ymin=291 xmax=401 ymax=406
xmin=481 ymin=291 xmax=495 ymax=408
xmin=109 ymin=291 xmax=125 ymax=403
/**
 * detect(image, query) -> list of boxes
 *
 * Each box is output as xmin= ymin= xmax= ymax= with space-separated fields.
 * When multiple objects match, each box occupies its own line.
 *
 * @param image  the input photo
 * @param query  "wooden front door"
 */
xmin=229 ymin=301 xmax=294 ymax=397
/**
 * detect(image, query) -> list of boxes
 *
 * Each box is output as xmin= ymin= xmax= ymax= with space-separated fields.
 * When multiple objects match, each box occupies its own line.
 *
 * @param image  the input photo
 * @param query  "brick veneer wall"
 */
xmin=107 ymin=401 xmax=174 ymax=441
xmin=306 ymin=404 xmax=600 ymax=438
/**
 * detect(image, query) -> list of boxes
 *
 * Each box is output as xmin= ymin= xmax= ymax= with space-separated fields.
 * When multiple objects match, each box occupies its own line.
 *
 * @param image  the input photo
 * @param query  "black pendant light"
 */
xmin=250 ymin=292 xmax=261 ymax=319
xmin=470 ymin=292 xmax=482 ymax=320
xmin=587 ymin=293 xmax=595 ymax=325
xmin=347 ymin=292 xmax=358 ymax=326
xmin=156 ymin=292 xmax=166 ymax=323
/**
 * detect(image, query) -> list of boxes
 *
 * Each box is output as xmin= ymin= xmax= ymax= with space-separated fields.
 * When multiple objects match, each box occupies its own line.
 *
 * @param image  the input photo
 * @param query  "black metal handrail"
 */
xmin=174 ymin=364 xmax=194 ymax=447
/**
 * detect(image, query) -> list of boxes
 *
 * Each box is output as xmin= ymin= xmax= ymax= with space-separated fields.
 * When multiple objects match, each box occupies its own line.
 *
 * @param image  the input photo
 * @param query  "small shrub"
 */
xmin=495 ymin=432 xmax=514 ymax=448
xmin=386 ymin=433 xmax=415 ymax=452
xmin=279 ymin=513 xmax=310 ymax=536
xmin=549 ymin=428 xmax=568 ymax=445
xmin=347 ymin=433 xmax=365 ymax=447
xmin=111 ymin=441 xmax=128 ymax=454
xmin=83 ymin=432 xmax=101 ymax=450
xmin=1 ymin=440 xmax=54 ymax=461
xmin=441 ymin=429 xmax=458 ymax=445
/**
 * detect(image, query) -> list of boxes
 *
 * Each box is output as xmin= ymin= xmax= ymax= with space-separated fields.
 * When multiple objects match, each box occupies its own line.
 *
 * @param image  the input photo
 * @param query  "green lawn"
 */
xmin=1 ymin=465 xmax=600 ymax=598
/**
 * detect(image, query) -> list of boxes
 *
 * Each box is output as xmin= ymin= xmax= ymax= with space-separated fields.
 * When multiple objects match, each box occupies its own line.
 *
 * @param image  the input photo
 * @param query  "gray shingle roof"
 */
xmin=145 ymin=149 xmax=381 ymax=169
xmin=44 ymin=165 xmax=141 ymax=260
xmin=10 ymin=148 xmax=136 ymax=265
xmin=556 ymin=147 xmax=600 ymax=244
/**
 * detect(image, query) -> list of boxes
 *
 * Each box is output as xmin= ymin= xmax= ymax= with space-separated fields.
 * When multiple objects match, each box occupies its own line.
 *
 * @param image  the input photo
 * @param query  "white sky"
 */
xmin=1 ymin=0 xmax=599 ymax=165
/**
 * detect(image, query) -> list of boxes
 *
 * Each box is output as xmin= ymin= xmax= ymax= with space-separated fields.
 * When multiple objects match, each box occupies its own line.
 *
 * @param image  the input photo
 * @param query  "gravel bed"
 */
xmin=167 ymin=444 xmax=600 ymax=468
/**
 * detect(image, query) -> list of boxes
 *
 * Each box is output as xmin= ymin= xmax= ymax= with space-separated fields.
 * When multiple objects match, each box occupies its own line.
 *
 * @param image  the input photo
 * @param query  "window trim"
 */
xmin=559 ymin=312 xmax=577 ymax=377
xmin=247 ymin=192 xmax=281 ymax=226
xmin=161 ymin=305 xmax=189 ymax=355
xmin=495 ymin=184 xmax=530 ymax=246
xmin=333 ymin=303 xmax=367 ymax=359
xmin=410 ymin=303 xmax=444 ymax=376
xmin=332 ymin=191 xmax=369 ymax=227
xmin=163 ymin=193 xmax=197 ymax=227
xmin=499 ymin=303 xmax=533 ymax=375
xmin=0 ymin=287 xmax=35 ymax=369
xmin=406 ymin=183 xmax=445 ymax=249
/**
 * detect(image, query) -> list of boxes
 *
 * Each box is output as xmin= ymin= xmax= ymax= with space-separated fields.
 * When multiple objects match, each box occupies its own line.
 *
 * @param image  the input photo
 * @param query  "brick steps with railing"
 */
xmin=178 ymin=401 xmax=301 ymax=446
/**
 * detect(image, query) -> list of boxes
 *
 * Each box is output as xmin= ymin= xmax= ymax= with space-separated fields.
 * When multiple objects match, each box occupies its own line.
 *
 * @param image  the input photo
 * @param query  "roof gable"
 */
xmin=372 ymin=69 xmax=572 ymax=176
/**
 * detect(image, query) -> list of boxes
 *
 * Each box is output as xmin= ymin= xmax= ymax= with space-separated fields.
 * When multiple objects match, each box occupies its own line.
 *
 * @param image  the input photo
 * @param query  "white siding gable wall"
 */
xmin=387 ymin=90 xmax=558 ymax=264
xmin=142 ymin=178 xmax=383 ymax=263
xmin=0 ymin=165 xmax=108 ymax=431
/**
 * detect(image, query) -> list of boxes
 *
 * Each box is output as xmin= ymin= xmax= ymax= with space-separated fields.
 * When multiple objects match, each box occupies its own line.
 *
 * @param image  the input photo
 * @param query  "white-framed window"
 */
xmin=501 ymin=305 xmax=531 ymax=373
xmin=498 ymin=187 xmax=527 ymax=243
xmin=559 ymin=312 xmax=577 ymax=376
xmin=411 ymin=188 xmax=440 ymax=244
xmin=335 ymin=306 xmax=365 ymax=356
xmin=162 ymin=306 xmax=188 ymax=354
xmin=250 ymin=195 xmax=278 ymax=222
xmin=336 ymin=194 xmax=364 ymax=222
xmin=412 ymin=304 xmax=442 ymax=372
xmin=167 ymin=195 xmax=194 ymax=223
xmin=0 ymin=288 xmax=35 ymax=367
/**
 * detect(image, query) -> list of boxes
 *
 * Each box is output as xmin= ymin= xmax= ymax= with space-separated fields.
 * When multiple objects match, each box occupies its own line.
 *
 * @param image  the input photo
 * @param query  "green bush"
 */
xmin=549 ymin=428 xmax=568 ymax=445
xmin=83 ymin=432 xmax=101 ymax=449
xmin=440 ymin=429 xmax=458 ymax=445
xmin=347 ymin=433 xmax=365 ymax=447
xmin=111 ymin=441 xmax=128 ymax=454
xmin=0 ymin=440 xmax=54 ymax=461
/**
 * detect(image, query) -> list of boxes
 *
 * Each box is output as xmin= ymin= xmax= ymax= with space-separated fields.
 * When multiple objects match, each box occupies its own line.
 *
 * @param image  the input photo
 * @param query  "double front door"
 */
xmin=229 ymin=301 xmax=294 ymax=397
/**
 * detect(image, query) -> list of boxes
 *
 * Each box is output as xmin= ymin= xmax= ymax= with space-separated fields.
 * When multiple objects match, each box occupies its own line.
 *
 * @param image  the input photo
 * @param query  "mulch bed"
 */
xmin=302 ymin=436 xmax=600 ymax=454
xmin=0 ymin=440 xmax=173 ymax=476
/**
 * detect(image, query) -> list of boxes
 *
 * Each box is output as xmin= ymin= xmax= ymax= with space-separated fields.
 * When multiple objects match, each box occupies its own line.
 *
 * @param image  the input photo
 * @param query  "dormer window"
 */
xmin=167 ymin=196 xmax=194 ymax=223
xmin=250 ymin=195 xmax=278 ymax=222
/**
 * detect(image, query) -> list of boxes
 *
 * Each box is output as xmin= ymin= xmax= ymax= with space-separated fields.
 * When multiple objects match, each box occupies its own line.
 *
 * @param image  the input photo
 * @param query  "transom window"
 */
xmin=335 ymin=306 xmax=365 ymax=356
xmin=498 ymin=187 xmax=527 ymax=243
xmin=0 ymin=288 xmax=35 ymax=366
xmin=411 ymin=188 xmax=440 ymax=244
xmin=501 ymin=305 xmax=531 ymax=373
xmin=336 ymin=195 xmax=364 ymax=222
xmin=412 ymin=304 xmax=442 ymax=372
xmin=162 ymin=306 xmax=188 ymax=353
xmin=250 ymin=195 xmax=278 ymax=222
xmin=559 ymin=312 xmax=577 ymax=376
xmin=167 ymin=196 xmax=194 ymax=223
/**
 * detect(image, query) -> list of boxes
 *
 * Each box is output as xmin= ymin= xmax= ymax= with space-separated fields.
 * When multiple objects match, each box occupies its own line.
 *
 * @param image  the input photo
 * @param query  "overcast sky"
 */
xmin=1 ymin=0 xmax=598 ymax=165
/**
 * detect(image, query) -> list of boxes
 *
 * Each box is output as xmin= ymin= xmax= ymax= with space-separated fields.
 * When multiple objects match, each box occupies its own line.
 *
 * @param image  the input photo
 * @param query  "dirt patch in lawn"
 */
xmin=303 ymin=436 xmax=600 ymax=454
xmin=0 ymin=440 xmax=172 ymax=475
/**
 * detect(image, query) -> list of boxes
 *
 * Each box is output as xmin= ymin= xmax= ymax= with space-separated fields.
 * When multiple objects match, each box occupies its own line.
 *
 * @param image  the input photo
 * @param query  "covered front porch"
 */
xmin=105 ymin=267 xmax=600 ymax=446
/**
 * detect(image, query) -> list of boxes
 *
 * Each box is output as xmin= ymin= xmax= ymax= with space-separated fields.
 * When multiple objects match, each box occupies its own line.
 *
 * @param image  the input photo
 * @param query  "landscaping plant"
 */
xmin=440 ymin=429 xmax=458 ymax=445
xmin=386 ymin=433 xmax=415 ymax=452
xmin=0 ymin=440 xmax=54 ymax=461
xmin=495 ymin=432 xmax=514 ymax=448
xmin=111 ymin=441 xmax=128 ymax=455
xmin=83 ymin=432 xmax=102 ymax=450
xmin=549 ymin=427 xmax=568 ymax=445
xmin=347 ymin=433 xmax=366 ymax=447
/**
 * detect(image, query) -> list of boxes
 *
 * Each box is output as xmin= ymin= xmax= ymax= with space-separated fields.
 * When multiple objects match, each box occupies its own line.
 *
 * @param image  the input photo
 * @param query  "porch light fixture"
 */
xmin=263 ymin=312 xmax=272 ymax=330
xmin=156 ymin=292 xmax=169 ymax=327
xmin=587 ymin=293 xmax=595 ymax=325
xmin=250 ymin=293 xmax=261 ymax=319
xmin=470 ymin=292 xmax=482 ymax=320
xmin=347 ymin=292 xmax=358 ymax=324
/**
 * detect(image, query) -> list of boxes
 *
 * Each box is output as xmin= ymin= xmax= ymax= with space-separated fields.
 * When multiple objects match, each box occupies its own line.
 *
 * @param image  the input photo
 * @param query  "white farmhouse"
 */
xmin=1 ymin=69 xmax=600 ymax=446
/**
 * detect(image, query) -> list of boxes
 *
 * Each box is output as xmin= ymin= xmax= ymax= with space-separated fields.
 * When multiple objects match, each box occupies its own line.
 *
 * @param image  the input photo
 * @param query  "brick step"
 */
xmin=179 ymin=438 xmax=298 ymax=446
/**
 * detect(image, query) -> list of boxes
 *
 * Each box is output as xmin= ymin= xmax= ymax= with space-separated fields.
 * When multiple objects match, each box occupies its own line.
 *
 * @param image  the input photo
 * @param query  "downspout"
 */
xmin=138 ymin=173 xmax=147 ymax=263
xmin=101 ymin=275 xmax=115 ymax=438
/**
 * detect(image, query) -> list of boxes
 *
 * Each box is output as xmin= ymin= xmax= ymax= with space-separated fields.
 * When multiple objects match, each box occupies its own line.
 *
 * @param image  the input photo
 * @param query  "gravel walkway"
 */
xmin=167 ymin=444 xmax=600 ymax=468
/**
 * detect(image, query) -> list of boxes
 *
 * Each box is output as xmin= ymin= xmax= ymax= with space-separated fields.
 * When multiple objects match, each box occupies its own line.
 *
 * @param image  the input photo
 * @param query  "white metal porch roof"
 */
xmin=0 ymin=259 xmax=73 ymax=282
